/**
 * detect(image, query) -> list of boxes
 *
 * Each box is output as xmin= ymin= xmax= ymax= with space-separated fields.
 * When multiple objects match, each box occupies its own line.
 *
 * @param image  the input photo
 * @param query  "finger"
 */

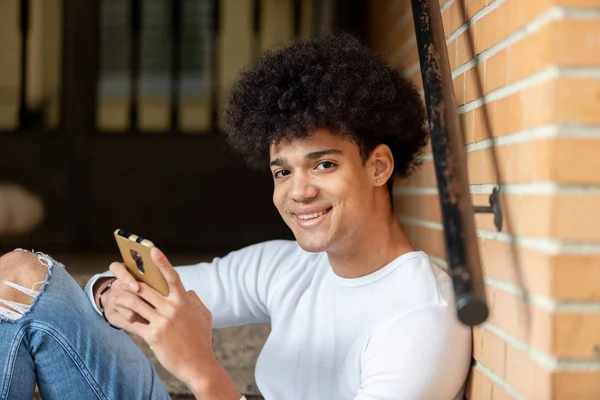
xmin=103 ymin=287 xmax=143 ymax=327
xmin=103 ymin=287 xmax=134 ymax=320
xmin=110 ymin=311 xmax=151 ymax=339
xmin=113 ymin=279 xmax=131 ymax=292
xmin=115 ymin=303 xmax=148 ymax=324
xmin=109 ymin=262 xmax=139 ymax=292
xmin=108 ymin=281 xmax=163 ymax=319
xmin=112 ymin=292 xmax=160 ymax=324
xmin=134 ymin=281 xmax=171 ymax=311
xmin=103 ymin=280 xmax=136 ymax=311
xmin=150 ymin=247 xmax=184 ymax=297
xmin=104 ymin=290 xmax=148 ymax=325
xmin=128 ymin=320 xmax=153 ymax=343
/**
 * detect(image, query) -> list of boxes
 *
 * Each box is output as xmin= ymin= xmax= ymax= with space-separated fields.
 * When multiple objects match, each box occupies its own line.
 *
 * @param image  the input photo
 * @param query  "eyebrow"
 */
xmin=270 ymin=149 xmax=343 ymax=167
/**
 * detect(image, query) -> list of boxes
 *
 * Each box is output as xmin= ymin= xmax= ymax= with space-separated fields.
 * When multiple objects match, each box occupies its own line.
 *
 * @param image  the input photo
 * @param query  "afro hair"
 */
xmin=223 ymin=30 xmax=429 ymax=192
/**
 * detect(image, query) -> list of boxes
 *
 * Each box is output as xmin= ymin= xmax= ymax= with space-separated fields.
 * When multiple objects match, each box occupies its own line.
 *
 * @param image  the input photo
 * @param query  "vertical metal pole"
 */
xmin=18 ymin=0 xmax=30 ymax=130
xmin=410 ymin=0 xmax=488 ymax=326
xmin=61 ymin=0 xmax=100 ymax=249
xmin=252 ymin=0 xmax=262 ymax=59
xmin=292 ymin=0 xmax=301 ymax=37
xmin=129 ymin=0 xmax=142 ymax=132
xmin=210 ymin=0 xmax=220 ymax=132
xmin=170 ymin=0 xmax=182 ymax=132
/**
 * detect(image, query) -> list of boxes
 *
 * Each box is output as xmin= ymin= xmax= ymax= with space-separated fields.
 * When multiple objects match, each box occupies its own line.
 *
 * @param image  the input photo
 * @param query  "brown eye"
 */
xmin=274 ymin=170 xmax=291 ymax=179
xmin=316 ymin=161 xmax=336 ymax=170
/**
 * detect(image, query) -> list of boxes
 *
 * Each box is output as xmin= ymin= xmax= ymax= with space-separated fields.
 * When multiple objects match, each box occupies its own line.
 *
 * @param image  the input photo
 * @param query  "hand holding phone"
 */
xmin=108 ymin=240 xmax=230 ymax=394
xmin=113 ymin=229 xmax=170 ymax=296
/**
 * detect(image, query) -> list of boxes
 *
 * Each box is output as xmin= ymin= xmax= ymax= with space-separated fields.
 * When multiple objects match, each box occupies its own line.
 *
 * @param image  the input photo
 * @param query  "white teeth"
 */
xmin=297 ymin=210 xmax=327 ymax=220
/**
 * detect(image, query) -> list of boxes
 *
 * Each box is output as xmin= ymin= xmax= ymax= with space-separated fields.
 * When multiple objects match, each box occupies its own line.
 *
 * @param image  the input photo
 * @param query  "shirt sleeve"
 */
xmin=85 ymin=240 xmax=295 ymax=328
xmin=354 ymin=304 xmax=472 ymax=400
xmin=84 ymin=270 xmax=116 ymax=315
xmin=175 ymin=240 xmax=293 ymax=328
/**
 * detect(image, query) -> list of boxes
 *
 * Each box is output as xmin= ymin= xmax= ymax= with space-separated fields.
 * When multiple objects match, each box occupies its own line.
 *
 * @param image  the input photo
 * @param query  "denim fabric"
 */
xmin=0 ymin=252 xmax=171 ymax=400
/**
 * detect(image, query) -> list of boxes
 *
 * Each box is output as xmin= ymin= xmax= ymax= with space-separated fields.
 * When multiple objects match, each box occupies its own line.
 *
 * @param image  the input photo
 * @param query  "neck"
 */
xmin=326 ymin=202 xmax=416 ymax=279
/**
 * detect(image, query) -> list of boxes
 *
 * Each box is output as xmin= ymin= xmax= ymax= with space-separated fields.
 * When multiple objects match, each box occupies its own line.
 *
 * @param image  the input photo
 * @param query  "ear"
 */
xmin=369 ymin=144 xmax=394 ymax=187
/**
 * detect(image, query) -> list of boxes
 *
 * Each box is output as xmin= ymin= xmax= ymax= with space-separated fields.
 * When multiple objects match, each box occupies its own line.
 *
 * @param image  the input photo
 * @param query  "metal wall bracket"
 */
xmin=473 ymin=187 xmax=503 ymax=232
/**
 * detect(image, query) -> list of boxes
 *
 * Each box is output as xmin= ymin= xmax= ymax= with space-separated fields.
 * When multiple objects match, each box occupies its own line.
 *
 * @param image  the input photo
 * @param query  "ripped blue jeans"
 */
xmin=0 ymin=251 xmax=171 ymax=400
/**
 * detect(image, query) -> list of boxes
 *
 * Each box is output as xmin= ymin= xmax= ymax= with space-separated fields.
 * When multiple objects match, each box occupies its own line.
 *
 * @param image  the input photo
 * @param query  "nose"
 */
xmin=289 ymin=172 xmax=318 ymax=202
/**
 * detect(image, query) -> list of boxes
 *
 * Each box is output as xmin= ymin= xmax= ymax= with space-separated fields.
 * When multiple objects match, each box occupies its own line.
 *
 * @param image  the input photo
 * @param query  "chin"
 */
xmin=294 ymin=236 xmax=329 ymax=253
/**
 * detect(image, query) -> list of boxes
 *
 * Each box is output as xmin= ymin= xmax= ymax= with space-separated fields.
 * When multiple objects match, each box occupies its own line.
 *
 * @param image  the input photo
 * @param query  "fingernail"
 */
xmin=129 ymin=281 xmax=139 ymax=291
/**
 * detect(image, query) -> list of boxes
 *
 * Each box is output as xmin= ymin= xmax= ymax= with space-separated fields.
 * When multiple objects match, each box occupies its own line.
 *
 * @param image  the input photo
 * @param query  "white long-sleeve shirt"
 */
xmin=85 ymin=240 xmax=472 ymax=399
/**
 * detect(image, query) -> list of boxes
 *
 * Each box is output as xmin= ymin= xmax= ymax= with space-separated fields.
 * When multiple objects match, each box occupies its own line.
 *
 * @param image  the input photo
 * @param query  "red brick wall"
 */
xmin=367 ymin=0 xmax=600 ymax=398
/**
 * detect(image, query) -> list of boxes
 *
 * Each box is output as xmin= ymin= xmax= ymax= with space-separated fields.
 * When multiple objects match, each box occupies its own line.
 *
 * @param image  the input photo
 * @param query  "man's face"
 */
xmin=270 ymin=129 xmax=376 ymax=254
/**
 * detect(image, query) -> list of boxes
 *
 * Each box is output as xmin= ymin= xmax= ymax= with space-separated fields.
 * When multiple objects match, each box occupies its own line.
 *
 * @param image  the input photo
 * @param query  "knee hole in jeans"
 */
xmin=0 ymin=249 xmax=50 ymax=321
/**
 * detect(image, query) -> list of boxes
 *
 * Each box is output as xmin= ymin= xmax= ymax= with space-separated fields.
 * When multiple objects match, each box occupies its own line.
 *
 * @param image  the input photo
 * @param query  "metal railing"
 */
xmin=411 ymin=0 xmax=495 ymax=326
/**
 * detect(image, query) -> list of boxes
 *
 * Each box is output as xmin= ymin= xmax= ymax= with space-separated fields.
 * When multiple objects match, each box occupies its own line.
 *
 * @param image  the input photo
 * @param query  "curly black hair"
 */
xmin=224 ymin=30 xmax=429 ymax=198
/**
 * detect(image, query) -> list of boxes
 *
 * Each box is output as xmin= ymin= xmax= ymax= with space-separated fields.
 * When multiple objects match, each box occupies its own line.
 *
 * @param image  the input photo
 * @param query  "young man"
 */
xmin=0 ymin=32 xmax=471 ymax=399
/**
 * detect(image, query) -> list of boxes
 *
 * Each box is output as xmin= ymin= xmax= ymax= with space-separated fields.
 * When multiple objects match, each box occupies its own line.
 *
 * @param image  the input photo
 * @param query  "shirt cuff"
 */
xmin=84 ymin=271 xmax=115 ymax=315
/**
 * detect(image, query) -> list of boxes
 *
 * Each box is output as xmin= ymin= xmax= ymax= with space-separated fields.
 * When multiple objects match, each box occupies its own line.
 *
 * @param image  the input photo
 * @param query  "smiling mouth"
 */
xmin=293 ymin=207 xmax=332 ymax=225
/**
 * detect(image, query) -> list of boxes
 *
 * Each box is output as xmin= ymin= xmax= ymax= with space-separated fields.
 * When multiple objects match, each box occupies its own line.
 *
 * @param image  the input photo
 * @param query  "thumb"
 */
xmin=150 ymin=247 xmax=184 ymax=296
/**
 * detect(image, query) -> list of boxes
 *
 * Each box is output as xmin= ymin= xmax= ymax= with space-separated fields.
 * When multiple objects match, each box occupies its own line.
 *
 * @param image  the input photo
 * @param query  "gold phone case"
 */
xmin=114 ymin=229 xmax=170 ymax=296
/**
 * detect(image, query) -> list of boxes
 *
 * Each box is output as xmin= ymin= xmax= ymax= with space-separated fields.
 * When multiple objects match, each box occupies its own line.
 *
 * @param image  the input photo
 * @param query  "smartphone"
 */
xmin=113 ymin=229 xmax=170 ymax=296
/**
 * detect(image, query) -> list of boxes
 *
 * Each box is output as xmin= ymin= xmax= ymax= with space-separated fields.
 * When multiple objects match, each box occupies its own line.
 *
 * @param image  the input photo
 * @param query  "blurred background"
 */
xmin=1 ymin=0 xmax=599 ymax=399
xmin=0 ymin=0 xmax=368 ymax=255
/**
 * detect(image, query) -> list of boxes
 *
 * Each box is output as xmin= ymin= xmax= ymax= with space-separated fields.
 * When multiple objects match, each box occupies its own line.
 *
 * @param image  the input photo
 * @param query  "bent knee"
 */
xmin=0 ymin=250 xmax=49 ymax=316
